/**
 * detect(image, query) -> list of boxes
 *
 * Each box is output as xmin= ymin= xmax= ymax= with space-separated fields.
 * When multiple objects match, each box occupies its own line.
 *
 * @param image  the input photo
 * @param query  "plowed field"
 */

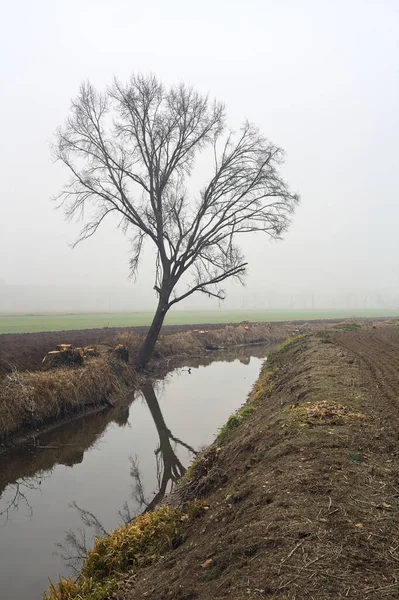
xmin=332 ymin=326 xmax=399 ymax=411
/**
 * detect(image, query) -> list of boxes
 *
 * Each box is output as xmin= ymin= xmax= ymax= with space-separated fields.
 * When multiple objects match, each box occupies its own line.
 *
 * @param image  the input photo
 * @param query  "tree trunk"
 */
xmin=140 ymin=383 xmax=186 ymax=512
xmin=138 ymin=293 xmax=169 ymax=370
xmin=141 ymin=382 xmax=170 ymax=434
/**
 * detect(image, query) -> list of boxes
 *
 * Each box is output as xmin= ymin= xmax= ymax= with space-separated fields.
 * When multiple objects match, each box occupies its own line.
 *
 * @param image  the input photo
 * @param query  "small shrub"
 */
xmin=186 ymin=455 xmax=201 ymax=479
xmin=45 ymin=577 xmax=119 ymax=600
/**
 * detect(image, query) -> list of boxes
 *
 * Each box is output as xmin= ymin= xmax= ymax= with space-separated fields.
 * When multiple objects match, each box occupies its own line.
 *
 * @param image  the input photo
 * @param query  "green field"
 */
xmin=0 ymin=309 xmax=398 ymax=335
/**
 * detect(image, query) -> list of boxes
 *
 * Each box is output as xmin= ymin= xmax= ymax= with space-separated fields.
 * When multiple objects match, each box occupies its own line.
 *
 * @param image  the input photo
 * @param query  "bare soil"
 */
xmin=116 ymin=324 xmax=399 ymax=599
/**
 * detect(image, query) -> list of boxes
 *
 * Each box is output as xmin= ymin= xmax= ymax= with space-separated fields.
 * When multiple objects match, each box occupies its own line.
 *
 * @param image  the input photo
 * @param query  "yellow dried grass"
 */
xmin=45 ymin=503 xmax=205 ymax=600
xmin=117 ymin=322 xmax=276 ymax=363
xmin=0 ymin=358 xmax=134 ymax=442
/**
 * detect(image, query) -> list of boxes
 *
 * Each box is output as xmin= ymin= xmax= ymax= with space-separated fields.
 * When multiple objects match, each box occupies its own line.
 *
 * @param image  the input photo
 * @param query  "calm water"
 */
xmin=0 ymin=348 xmax=268 ymax=599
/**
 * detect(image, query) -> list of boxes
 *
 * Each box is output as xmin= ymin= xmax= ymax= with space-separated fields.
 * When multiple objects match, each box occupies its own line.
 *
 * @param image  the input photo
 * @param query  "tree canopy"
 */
xmin=54 ymin=74 xmax=299 ymax=367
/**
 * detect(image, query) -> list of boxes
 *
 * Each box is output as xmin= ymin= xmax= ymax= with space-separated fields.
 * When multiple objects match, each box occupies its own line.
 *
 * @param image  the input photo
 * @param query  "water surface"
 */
xmin=0 ymin=348 xmax=268 ymax=599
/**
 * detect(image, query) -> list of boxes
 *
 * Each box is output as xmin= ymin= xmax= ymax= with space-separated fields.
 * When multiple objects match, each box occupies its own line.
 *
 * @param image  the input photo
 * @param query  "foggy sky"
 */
xmin=1 ymin=0 xmax=398 ymax=311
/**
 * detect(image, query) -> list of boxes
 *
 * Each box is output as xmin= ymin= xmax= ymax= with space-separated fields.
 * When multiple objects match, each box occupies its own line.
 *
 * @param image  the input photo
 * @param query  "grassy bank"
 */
xmin=0 ymin=358 xmax=136 ymax=446
xmin=1 ymin=308 xmax=398 ymax=334
xmin=44 ymin=325 xmax=399 ymax=599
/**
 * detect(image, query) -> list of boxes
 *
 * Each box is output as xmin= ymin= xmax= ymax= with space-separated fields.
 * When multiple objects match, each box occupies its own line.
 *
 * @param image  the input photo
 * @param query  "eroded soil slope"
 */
xmin=117 ymin=326 xmax=399 ymax=599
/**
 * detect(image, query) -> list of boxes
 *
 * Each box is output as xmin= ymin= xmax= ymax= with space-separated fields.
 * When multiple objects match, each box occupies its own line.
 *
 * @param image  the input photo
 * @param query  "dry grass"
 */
xmin=286 ymin=399 xmax=368 ymax=426
xmin=44 ymin=503 xmax=206 ymax=600
xmin=117 ymin=322 xmax=285 ymax=365
xmin=0 ymin=358 xmax=135 ymax=443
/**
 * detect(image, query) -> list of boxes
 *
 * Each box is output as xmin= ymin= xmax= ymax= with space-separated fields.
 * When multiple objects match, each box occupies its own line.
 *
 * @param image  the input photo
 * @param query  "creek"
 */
xmin=0 ymin=347 xmax=269 ymax=599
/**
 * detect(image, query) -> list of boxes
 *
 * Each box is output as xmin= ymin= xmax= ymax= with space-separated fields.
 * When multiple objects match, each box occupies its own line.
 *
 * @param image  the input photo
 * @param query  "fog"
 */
xmin=1 ymin=0 xmax=398 ymax=313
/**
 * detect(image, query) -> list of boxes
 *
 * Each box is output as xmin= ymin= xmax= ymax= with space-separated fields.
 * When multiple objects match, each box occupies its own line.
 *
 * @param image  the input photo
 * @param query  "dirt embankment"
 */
xmin=118 ymin=325 xmax=399 ymax=600
xmin=46 ymin=324 xmax=399 ymax=600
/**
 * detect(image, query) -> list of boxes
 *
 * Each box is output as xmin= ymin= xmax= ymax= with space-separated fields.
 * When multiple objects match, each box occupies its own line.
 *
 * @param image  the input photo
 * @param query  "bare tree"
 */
xmin=54 ymin=74 xmax=299 ymax=368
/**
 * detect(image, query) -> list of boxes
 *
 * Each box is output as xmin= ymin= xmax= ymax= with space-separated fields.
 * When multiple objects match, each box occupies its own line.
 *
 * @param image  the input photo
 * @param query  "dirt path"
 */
xmin=111 ymin=325 xmax=399 ymax=600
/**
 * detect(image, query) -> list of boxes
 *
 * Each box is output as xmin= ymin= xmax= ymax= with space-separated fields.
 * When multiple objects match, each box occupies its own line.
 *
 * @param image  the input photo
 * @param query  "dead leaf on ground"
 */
xmin=200 ymin=559 xmax=213 ymax=568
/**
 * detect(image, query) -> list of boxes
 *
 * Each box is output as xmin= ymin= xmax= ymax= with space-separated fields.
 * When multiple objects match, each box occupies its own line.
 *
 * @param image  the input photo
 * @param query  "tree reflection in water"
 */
xmin=129 ymin=382 xmax=198 ymax=514
xmin=58 ymin=381 xmax=198 ymax=572
xmin=0 ymin=476 xmax=43 ymax=524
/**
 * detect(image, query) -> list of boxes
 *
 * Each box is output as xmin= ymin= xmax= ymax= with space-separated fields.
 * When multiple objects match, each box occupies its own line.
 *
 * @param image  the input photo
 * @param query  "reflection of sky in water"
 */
xmin=0 ymin=355 xmax=265 ymax=600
